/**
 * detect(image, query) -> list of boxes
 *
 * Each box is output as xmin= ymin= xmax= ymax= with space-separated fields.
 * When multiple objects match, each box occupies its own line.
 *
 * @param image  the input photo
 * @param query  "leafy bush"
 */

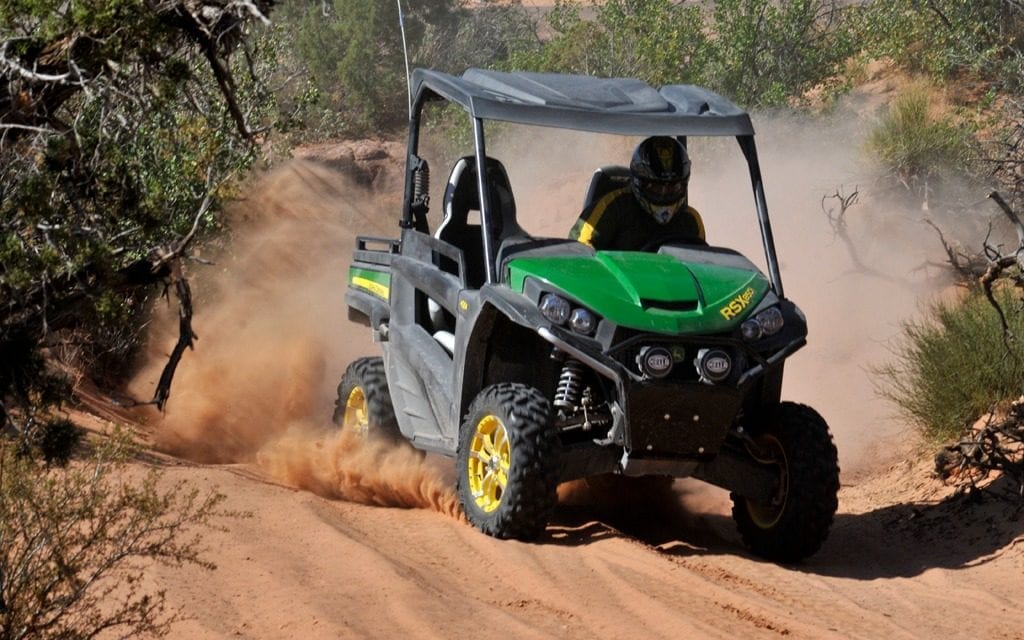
xmin=704 ymin=0 xmax=856 ymax=108
xmin=854 ymin=0 xmax=1024 ymax=92
xmin=0 ymin=429 xmax=231 ymax=639
xmin=510 ymin=0 xmax=708 ymax=87
xmin=879 ymin=287 xmax=1024 ymax=443
xmin=511 ymin=0 xmax=853 ymax=108
xmin=277 ymin=0 xmax=536 ymax=138
xmin=0 ymin=2 xmax=278 ymax=425
xmin=865 ymin=83 xmax=974 ymax=190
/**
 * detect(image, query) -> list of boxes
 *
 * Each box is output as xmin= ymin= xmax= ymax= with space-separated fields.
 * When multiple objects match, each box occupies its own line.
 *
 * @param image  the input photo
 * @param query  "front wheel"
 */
xmin=731 ymin=402 xmax=839 ymax=562
xmin=457 ymin=383 xmax=560 ymax=540
xmin=333 ymin=357 xmax=401 ymax=442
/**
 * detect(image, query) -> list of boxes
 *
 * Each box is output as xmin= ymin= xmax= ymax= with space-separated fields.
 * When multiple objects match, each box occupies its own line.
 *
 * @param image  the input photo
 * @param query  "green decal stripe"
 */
xmin=349 ymin=267 xmax=390 ymax=299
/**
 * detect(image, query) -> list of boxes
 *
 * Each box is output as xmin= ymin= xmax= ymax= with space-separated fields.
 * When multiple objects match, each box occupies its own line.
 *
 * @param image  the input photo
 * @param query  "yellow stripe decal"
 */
xmin=352 ymin=276 xmax=389 ymax=299
xmin=689 ymin=206 xmax=706 ymax=241
xmin=578 ymin=188 xmax=627 ymax=246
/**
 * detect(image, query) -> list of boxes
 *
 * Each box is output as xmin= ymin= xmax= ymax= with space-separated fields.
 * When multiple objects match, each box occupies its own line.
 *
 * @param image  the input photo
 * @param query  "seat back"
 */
xmin=581 ymin=165 xmax=631 ymax=211
xmin=435 ymin=156 xmax=522 ymax=288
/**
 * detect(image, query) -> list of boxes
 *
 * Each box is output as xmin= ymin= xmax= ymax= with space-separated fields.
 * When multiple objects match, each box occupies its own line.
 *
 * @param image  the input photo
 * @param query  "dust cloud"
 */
xmin=129 ymin=159 xmax=461 ymax=514
xmin=257 ymin=425 xmax=463 ymax=518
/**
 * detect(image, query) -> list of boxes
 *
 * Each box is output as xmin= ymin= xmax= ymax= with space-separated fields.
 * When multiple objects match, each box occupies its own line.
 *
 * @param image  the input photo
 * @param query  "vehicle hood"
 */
xmin=506 ymin=250 xmax=770 ymax=334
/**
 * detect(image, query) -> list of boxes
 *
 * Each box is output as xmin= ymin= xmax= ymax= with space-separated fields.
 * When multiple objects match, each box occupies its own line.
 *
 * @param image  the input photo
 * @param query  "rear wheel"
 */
xmin=731 ymin=402 xmax=839 ymax=563
xmin=457 ymin=383 xmax=560 ymax=540
xmin=333 ymin=357 xmax=400 ymax=442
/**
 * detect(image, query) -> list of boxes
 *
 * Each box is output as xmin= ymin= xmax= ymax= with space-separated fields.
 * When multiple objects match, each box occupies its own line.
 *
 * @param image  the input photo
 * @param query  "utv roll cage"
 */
xmin=400 ymin=68 xmax=784 ymax=297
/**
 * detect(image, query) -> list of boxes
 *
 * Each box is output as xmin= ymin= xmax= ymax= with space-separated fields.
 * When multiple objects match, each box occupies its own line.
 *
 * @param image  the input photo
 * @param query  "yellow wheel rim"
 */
xmin=466 ymin=414 xmax=510 ymax=513
xmin=344 ymin=386 xmax=369 ymax=438
xmin=746 ymin=434 xmax=788 ymax=529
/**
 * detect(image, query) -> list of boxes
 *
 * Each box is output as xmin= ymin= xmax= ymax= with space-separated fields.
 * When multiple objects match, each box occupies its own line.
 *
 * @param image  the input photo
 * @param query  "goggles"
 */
xmin=637 ymin=178 xmax=686 ymax=205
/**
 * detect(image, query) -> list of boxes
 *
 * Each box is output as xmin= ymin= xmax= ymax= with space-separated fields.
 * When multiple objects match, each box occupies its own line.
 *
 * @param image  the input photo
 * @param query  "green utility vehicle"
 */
xmin=339 ymin=69 xmax=839 ymax=562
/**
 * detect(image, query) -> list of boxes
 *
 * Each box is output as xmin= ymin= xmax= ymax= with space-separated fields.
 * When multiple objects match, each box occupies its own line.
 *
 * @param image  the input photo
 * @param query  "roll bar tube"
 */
xmin=472 ymin=117 xmax=497 ymax=284
xmin=406 ymin=90 xmax=783 ymax=294
xmin=738 ymin=135 xmax=784 ymax=298
xmin=401 ymin=92 xmax=426 ymax=229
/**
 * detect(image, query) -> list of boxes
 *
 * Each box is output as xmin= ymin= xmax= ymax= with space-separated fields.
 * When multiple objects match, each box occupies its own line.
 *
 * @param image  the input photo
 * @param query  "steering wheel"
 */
xmin=639 ymin=233 xmax=708 ymax=253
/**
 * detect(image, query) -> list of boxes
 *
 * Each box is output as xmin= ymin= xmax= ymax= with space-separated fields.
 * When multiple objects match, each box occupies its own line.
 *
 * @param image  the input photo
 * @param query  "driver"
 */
xmin=570 ymin=136 xmax=704 ymax=251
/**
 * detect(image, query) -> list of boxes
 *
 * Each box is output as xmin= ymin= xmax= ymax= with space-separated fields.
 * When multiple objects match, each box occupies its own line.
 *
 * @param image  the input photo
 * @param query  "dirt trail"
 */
xmin=102 ymin=151 xmax=1024 ymax=639
xmin=94 ymin=444 xmax=1023 ymax=640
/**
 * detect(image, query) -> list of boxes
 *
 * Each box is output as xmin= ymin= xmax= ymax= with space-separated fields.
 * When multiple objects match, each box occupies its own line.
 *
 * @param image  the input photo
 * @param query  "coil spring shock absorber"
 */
xmin=553 ymin=358 xmax=585 ymax=411
xmin=412 ymin=160 xmax=429 ymax=205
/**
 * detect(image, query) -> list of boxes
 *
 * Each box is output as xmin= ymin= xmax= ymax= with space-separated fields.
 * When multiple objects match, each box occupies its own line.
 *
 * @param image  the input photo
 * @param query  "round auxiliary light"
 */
xmin=539 ymin=293 xmax=571 ymax=325
xmin=696 ymin=348 xmax=732 ymax=383
xmin=569 ymin=307 xmax=597 ymax=334
xmin=757 ymin=307 xmax=785 ymax=336
xmin=741 ymin=319 xmax=762 ymax=341
xmin=639 ymin=346 xmax=674 ymax=379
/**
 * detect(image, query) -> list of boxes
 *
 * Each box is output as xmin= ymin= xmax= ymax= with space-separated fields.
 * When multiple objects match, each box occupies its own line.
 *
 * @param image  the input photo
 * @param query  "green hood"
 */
xmin=507 ymin=251 xmax=770 ymax=334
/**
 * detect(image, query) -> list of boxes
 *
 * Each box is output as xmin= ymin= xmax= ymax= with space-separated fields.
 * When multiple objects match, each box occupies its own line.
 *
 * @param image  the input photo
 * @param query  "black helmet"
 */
xmin=630 ymin=136 xmax=690 ymax=224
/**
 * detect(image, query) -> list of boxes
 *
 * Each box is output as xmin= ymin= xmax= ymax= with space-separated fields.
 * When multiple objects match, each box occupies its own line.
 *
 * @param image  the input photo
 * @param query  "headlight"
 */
xmin=539 ymin=293 xmax=571 ymax=325
xmin=757 ymin=307 xmax=784 ymax=335
xmin=741 ymin=319 xmax=762 ymax=341
xmin=740 ymin=306 xmax=785 ymax=341
xmin=569 ymin=308 xmax=597 ymax=334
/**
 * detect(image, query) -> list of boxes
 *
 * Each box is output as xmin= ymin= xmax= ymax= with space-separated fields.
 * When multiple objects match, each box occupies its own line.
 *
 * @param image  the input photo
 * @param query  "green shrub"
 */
xmin=865 ymin=83 xmax=973 ymax=187
xmin=513 ymin=0 xmax=854 ymax=108
xmin=879 ymin=287 xmax=1024 ymax=443
xmin=1 ymin=3 xmax=279 ymax=423
xmin=704 ymin=0 xmax=856 ymax=108
xmin=854 ymin=0 xmax=1024 ymax=91
xmin=510 ymin=0 xmax=708 ymax=87
xmin=276 ymin=0 xmax=535 ymax=138
xmin=0 ymin=428 xmax=232 ymax=639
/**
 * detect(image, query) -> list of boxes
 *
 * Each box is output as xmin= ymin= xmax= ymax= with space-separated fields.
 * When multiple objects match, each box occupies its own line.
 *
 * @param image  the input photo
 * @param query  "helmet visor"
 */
xmin=637 ymin=178 xmax=686 ymax=206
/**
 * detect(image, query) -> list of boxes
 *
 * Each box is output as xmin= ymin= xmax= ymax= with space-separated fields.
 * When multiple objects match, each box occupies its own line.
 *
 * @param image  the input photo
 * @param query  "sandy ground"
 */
xmin=77 ymin=406 xmax=1024 ymax=640
xmin=83 ymin=137 xmax=1024 ymax=639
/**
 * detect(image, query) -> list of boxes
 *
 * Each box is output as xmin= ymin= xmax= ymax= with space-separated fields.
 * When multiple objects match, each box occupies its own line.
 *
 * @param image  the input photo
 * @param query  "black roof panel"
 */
xmin=412 ymin=68 xmax=754 ymax=136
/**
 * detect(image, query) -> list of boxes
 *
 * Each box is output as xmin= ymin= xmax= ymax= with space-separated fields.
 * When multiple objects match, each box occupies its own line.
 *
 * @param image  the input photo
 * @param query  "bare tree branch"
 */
xmin=922 ymin=218 xmax=990 ymax=279
xmin=989 ymin=190 xmax=1024 ymax=250
xmin=821 ymin=186 xmax=909 ymax=286
xmin=973 ymin=191 xmax=1024 ymax=349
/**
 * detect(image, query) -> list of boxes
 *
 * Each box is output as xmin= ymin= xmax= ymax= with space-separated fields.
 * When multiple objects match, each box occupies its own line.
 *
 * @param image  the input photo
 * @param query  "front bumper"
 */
xmin=538 ymin=325 xmax=801 ymax=465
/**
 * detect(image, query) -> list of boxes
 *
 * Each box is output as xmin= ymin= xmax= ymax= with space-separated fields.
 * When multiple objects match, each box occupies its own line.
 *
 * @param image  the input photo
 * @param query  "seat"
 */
xmin=435 ymin=155 xmax=523 ymax=289
xmin=581 ymin=165 xmax=631 ymax=212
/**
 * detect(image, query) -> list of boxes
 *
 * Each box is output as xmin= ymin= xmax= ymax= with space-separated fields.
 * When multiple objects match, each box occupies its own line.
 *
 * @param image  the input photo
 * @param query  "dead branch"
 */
xmin=821 ymin=187 xmax=865 ymax=268
xmin=936 ymin=398 xmax=1024 ymax=501
xmin=979 ymin=255 xmax=1022 ymax=342
xmin=925 ymin=0 xmax=954 ymax=30
xmin=821 ymin=186 xmax=908 ymax=285
xmin=1 ymin=1 xmax=274 ymax=145
xmin=989 ymin=191 xmax=1024 ymax=249
xmin=976 ymin=191 xmax=1024 ymax=345
xmin=147 ymin=187 xmax=212 ymax=410
xmin=152 ymin=261 xmax=196 ymax=411
xmin=922 ymin=218 xmax=990 ymax=279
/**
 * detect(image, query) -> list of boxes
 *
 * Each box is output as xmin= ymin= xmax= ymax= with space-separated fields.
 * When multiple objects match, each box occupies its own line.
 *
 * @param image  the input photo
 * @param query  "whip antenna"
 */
xmin=397 ymin=0 xmax=412 ymax=118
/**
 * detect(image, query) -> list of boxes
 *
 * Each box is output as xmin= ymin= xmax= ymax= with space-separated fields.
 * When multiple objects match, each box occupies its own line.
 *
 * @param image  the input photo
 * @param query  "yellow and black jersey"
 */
xmin=569 ymin=187 xmax=705 ymax=251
